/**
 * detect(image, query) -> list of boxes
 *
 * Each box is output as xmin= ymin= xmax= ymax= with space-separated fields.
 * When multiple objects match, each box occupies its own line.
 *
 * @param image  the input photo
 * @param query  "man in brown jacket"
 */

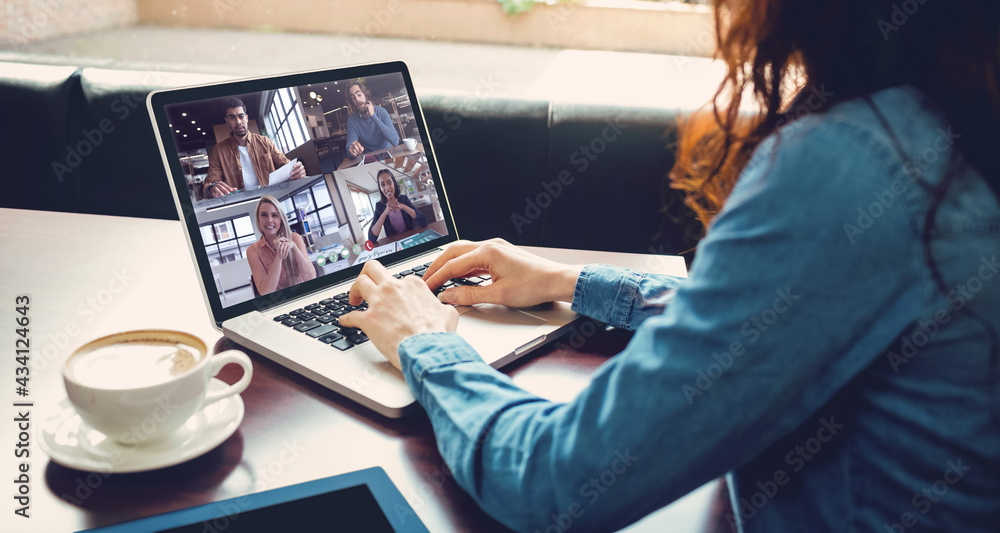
xmin=202 ymin=97 xmax=306 ymax=198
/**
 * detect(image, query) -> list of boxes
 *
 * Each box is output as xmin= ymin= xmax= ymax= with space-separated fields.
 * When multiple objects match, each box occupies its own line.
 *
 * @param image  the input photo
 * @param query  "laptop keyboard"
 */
xmin=271 ymin=261 xmax=491 ymax=351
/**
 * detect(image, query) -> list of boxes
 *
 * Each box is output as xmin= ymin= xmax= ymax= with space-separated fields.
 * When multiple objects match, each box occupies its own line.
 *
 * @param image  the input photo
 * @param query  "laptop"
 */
xmin=147 ymin=61 xmax=581 ymax=417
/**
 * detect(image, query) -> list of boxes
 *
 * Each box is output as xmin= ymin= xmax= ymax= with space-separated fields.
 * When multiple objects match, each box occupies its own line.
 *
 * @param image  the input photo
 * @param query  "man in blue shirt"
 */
xmin=345 ymin=80 xmax=399 ymax=158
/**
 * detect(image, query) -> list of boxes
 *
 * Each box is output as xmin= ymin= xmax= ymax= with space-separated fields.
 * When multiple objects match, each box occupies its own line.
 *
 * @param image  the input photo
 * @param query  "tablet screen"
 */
xmin=156 ymin=484 xmax=393 ymax=533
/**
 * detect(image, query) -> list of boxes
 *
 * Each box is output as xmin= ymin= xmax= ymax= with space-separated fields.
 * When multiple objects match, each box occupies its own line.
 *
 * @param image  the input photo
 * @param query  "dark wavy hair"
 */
xmin=345 ymin=80 xmax=373 ymax=115
xmin=671 ymin=1 xmax=1000 ymax=225
xmin=669 ymin=0 xmax=1000 ymax=421
xmin=376 ymin=169 xmax=400 ymax=205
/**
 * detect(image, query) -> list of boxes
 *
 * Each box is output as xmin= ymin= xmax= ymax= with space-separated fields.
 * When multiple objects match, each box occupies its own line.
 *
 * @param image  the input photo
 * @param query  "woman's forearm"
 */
xmin=292 ymin=241 xmax=316 ymax=281
xmin=259 ymin=256 xmax=283 ymax=294
xmin=369 ymin=208 xmax=389 ymax=240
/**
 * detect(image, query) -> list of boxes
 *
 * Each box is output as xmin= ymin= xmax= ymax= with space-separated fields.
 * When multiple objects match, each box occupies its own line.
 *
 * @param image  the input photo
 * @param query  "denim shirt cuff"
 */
xmin=572 ymin=264 xmax=642 ymax=329
xmin=399 ymin=332 xmax=484 ymax=392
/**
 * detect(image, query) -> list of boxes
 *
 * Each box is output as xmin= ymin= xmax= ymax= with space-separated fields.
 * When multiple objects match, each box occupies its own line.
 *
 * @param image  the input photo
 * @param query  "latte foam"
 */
xmin=68 ymin=342 xmax=201 ymax=389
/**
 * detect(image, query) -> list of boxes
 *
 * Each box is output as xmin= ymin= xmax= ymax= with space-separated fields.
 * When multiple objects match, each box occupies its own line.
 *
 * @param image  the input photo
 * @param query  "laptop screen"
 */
xmin=148 ymin=63 xmax=456 ymax=324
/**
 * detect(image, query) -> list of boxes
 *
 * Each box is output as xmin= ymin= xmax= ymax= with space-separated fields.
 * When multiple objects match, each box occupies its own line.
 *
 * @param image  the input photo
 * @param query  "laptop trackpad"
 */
xmin=459 ymin=303 xmax=547 ymax=325
xmin=457 ymin=304 xmax=548 ymax=361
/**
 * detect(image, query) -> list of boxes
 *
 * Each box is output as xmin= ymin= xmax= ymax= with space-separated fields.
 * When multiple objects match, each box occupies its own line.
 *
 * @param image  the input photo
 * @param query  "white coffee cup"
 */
xmin=403 ymin=137 xmax=416 ymax=151
xmin=63 ymin=330 xmax=253 ymax=446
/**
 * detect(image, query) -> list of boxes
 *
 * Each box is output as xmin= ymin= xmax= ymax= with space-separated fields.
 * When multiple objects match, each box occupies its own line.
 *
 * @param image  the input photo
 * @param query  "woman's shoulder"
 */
xmin=246 ymin=238 xmax=262 ymax=256
xmin=730 ymin=94 xmax=914 ymax=213
xmin=798 ymin=86 xmax=946 ymax=157
xmin=751 ymin=86 xmax=939 ymax=178
xmin=811 ymin=86 xmax=961 ymax=195
xmin=726 ymin=85 xmax=963 ymax=250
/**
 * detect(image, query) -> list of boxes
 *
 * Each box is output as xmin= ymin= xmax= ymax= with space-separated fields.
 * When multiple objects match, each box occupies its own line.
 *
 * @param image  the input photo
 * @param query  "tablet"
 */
xmin=78 ymin=467 xmax=429 ymax=532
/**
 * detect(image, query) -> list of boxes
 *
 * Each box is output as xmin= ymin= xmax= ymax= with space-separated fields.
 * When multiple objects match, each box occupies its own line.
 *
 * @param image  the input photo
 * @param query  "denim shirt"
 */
xmin=398 ymin=86 xmax=1000 ymax=532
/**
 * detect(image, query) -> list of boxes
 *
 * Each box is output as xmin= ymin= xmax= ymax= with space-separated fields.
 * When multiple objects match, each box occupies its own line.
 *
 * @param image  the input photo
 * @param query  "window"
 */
xmin=312 ymin=185 xmax=339 ymax=235
xmin=233 ymin=216 xmax=254 ymax=236
xmin=285 ymin=182 xmax=340 ymax=240
xmin=265 ymin=113 xmax=276 ymax=138
xmin=266 ymin=87 xmax=310 ymax=154
xmin=351 ymin=189 xmax=375 ymax=228
xmin=290 ymin=111 xmax=306 ymax=148
xmin=200 ymin=225 xmax=216 ymax=245
xmin=202 ymin=215 xmax=256 ymax=266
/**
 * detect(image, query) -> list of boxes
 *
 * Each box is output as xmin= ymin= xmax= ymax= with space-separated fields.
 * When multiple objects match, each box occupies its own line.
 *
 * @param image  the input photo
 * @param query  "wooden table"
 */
xmin=0 ymin=208 xmax=728 ymax=532
xmin=338 ymin=142 xmax=425 ymax=171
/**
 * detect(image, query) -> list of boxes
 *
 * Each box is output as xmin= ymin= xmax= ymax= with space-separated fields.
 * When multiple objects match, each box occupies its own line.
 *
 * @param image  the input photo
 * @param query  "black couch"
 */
xmin=1 ymin=62 xmax=699 ymax=258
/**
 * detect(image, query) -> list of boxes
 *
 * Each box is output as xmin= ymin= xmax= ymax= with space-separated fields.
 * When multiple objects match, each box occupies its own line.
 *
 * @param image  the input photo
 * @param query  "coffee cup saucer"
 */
xmin=39 ymin=378 xmax=245 ymax=473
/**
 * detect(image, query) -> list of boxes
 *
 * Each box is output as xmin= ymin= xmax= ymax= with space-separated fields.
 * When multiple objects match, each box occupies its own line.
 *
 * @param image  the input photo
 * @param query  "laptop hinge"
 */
xmin=385 ymin=247 xmax=442 ymax=268
xmin=253 ymin=247 xmax=445 ymax=313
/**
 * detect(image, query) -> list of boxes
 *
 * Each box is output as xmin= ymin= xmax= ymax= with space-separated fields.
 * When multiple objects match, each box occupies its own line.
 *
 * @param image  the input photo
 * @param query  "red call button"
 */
xmin=364 ymin=240 xmax=375 ymax=251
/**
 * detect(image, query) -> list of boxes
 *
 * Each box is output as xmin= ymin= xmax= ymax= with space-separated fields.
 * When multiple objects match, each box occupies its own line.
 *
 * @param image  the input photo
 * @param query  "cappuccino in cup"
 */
xmin=67 ymin=341 xmax=200 ymax=389
xmin=64 ymin=330 xmax=253 ymax=446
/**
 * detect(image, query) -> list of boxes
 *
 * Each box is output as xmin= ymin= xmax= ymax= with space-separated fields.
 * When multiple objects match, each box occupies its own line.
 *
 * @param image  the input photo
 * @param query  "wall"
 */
xmin=136 ymin=0 xmax=715 ymax=56
xmin=4 ymin=0 xmax=138 ymax=46
xmin=3 ymin=0 xmax=714 ymax=57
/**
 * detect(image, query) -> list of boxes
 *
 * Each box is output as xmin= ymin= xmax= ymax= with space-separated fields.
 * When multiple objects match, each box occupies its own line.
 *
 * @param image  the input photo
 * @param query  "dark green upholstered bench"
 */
xmin=0 ymin=63 xmax=696 ymax=257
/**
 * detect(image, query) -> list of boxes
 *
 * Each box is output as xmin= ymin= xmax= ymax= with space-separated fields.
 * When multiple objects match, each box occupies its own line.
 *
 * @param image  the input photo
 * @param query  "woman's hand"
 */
xmin=274 ymin=237 xmax=293 ymax=261
xmin=396 ymin=200 xmax=417 ymax=218
xmin=340 ymin=261 xmax=458 ymax=370
xmin=387 ymin=198 xmax=400 ymax=212
xmin=423 ymin=239 xmax=583 ymax=308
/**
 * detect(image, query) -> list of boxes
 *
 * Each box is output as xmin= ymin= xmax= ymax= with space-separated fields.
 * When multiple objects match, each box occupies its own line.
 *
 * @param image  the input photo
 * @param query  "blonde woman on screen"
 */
xmin=246 ymin=195 xmax=316 ymax=295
